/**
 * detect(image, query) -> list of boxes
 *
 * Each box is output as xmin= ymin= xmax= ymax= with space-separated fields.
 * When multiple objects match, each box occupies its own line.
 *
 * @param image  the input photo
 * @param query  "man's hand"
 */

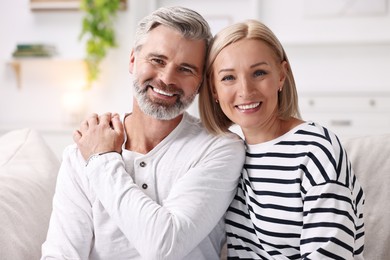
xmin=73 ymin=112 xmax=124 ymax=160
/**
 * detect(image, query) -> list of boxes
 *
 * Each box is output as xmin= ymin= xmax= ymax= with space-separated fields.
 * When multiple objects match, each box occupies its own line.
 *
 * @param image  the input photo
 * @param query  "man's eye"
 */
xmin=151 ymin=58 xmax=164 ymax=65
xmin=179 ymin=67 xmax=194 ymax=74
xmin=221 ymin=75 xmax=235 ymax=81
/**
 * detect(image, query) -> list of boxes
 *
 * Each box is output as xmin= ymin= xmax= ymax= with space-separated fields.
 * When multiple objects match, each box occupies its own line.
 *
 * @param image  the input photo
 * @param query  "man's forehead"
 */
xmin=142 ymin=27 xmax=205 ymax=55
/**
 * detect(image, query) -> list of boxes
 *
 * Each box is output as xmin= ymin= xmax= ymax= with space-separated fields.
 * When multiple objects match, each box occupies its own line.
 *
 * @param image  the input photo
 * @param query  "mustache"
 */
xmin=142 ymin=79 xmax=184 ymax=96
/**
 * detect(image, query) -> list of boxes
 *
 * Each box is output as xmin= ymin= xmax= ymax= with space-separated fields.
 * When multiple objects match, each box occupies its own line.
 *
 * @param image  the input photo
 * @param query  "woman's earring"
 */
xmin=215 ymin=99 xmax=219 ymax=103
xmin=278 ymin=88 xmax=282 ymax=92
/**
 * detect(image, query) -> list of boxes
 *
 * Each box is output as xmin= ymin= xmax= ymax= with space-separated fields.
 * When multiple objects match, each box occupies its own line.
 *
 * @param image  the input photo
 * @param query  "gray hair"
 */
xmin=134 ymin=6 xmax=212 ymax=52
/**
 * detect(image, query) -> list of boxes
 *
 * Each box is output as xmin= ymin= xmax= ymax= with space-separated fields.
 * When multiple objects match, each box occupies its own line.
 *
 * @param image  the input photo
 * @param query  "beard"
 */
xmin=133 ymin=78 xmax=198 ymax=120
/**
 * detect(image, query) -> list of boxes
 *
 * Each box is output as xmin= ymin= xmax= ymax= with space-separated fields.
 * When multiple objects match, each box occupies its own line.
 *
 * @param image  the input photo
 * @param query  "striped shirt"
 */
xmin=226 ymin=122 xmax=365 ymax=259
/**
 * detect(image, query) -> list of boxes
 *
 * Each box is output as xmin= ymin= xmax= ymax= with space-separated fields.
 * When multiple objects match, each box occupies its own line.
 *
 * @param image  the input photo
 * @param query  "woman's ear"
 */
xmin=129 ymin=49 xmax=135 ymax=74
xmin=279 ymin=60 xmax=288 ymax=89
xmin=211 ymin=83 xmax=218 ymax=100
xmin=212 ymin=91 xmax=220 ymax=104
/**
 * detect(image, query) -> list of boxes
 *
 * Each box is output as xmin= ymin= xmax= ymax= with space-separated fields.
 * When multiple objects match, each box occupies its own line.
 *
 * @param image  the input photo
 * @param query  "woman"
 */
xmin=199 ymin=20 xmax=365 ymax=259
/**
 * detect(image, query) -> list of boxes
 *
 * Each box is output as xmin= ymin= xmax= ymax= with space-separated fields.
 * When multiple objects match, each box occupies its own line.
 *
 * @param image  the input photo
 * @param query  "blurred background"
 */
xmin=1 ymin=0 xmax=390 ymax=158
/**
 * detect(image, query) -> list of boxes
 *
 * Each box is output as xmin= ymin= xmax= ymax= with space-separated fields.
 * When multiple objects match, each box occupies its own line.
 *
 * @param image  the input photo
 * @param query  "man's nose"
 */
xmin=158 ymin=65 xmax=177 ymax=86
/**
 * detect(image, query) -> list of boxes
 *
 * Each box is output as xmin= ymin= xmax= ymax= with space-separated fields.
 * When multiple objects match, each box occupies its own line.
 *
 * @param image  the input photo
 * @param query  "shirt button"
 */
xmin=142 ymin=183 xmax=148 ymax=189
xmin=140 ymin=161 xmax=146 ymax=167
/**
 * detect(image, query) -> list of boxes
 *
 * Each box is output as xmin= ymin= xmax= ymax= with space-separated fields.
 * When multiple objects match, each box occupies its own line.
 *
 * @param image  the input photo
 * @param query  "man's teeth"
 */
xmin=152 ymin=87 xmax=174 ymax=97
xmin=237 ymin=102 xmax=260 ymax=110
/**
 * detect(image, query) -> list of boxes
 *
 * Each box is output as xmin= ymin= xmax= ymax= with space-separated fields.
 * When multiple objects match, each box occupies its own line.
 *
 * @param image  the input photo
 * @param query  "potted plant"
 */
xmin=79 ymin=0 xmax=124 ymax=87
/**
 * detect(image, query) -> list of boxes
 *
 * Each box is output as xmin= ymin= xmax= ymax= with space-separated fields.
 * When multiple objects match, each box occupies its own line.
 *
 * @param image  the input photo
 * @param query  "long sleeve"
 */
xmin=301 ymin=182 xmax=363 ymax=259
xmin=85 ymin=136 xmax=245 ymax=260
xmin=41 ymin=145 xmax=94 ymax=260
xmin=299 ymin=129 xmax=365 ymax=259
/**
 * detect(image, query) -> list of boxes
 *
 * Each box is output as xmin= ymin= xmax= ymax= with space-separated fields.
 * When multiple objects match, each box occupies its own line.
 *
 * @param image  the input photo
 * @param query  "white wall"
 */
xmin=259 ymin=0 xmax=390 ymax=93
xmin=1 ymin=0 xmax=390 ymax=157
xmin=0 ymin=0 xmax=157 ymax=129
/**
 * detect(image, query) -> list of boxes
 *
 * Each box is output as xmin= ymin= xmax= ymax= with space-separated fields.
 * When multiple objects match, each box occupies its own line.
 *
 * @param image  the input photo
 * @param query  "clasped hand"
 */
xmin=73 ymin=113 xmax=125 ymax=160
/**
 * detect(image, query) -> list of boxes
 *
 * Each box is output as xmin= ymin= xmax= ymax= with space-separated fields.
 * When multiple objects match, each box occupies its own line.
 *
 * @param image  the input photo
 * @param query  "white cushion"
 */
xmin=343 ymin=134 xmax=390 ymax=260
xmin=0 ymin=129 xmax=60 ymax=260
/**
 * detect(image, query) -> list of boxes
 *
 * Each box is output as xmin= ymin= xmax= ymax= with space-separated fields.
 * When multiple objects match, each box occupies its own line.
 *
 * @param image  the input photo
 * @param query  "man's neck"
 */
xmin=124 ymin=104 xmax=183 ymax=154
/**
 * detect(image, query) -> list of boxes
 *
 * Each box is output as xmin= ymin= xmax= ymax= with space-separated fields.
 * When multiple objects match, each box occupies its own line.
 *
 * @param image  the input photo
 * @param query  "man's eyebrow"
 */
xmin=146 ymin=53 xmax=167 ymax=60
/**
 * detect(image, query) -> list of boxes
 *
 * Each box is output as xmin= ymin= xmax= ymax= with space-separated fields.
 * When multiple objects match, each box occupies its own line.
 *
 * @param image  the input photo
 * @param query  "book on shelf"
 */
xmin=12 ymin=43 xmax=57 ymax=58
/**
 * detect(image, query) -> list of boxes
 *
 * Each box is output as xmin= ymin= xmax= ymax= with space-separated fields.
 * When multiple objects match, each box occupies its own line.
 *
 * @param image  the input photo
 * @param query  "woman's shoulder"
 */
xmin=293 ymin=122 xmax=351 ymax=183
xmin=292 ymin=121 xmax=342 ymax=146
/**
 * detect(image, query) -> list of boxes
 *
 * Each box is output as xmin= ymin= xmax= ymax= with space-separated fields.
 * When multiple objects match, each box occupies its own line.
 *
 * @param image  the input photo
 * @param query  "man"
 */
xmin=41 ymin=6 xmax=245 ymax=260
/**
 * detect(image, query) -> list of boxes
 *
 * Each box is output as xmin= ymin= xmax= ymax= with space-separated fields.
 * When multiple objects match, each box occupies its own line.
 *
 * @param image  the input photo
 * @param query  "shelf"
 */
xmin=8 ymin=60 xmax=22 ymax=89
xmin=7 ymin=58 xmax=87 ymax=89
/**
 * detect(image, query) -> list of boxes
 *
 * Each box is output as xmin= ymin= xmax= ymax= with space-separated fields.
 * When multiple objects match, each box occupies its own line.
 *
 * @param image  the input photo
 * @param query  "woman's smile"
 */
xmin=236 ymin=102 xmax=261 ymax=112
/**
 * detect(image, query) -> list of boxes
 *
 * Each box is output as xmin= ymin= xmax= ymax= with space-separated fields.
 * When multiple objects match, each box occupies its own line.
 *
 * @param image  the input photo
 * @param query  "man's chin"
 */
xmin=134 ymin=90 xmax=194 ymax=120
xmin=139 ymin=102 xmax=183 ymax=120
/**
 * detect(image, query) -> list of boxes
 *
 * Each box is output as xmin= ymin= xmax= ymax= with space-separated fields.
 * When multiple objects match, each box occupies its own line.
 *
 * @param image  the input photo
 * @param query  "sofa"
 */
xmin=0 ymin=128 xmax=389 ymax=260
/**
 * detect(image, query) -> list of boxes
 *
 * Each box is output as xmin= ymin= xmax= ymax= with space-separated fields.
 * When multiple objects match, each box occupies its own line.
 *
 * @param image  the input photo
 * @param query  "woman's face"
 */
xmin=212 ymin=38 xmax=286 ymax=132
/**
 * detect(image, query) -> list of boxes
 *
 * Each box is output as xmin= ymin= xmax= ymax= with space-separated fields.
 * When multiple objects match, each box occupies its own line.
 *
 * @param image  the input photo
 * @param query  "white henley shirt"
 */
xmin=41 ymin=112 xmax=245 ymax=260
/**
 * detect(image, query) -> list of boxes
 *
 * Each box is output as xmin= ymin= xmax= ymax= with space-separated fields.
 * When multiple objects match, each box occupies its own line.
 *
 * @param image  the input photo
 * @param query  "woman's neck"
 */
xmin=243 ymin=117 xmax=303 ymax=145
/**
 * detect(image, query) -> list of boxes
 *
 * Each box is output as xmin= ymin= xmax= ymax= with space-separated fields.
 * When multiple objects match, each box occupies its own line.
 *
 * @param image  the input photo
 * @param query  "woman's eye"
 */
xmin=221 ymin=75 xmax=235 ymax=81
xmin=254 ymin=70 xmax=266 ymax=77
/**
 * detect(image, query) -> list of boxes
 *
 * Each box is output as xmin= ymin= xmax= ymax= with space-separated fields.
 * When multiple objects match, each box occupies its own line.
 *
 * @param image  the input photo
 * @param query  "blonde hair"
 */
xmin=199 ymin=19 xmax=301 ymax=135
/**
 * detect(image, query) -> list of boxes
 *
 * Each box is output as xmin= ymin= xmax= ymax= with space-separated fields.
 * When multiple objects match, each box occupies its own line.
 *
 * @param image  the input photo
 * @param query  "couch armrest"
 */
xmin=0 ymin=128 xmax=60 ymax=260
xmin=343 ymin=134 xmax=390 ymax=260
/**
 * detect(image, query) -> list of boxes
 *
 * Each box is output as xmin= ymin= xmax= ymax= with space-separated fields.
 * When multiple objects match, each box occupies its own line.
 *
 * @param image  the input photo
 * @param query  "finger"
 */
xmin=73 ymin=130 xmax=82 ymax=143
xmin=99 ymin=112 xmax=112 ymax=127
xmin=87 ymin=113 xmax=99 ymax=126
xmin=80 ymin=120 xmax=88 ymax=133
xmin=111 ymin=114 xmax=124 ymax=134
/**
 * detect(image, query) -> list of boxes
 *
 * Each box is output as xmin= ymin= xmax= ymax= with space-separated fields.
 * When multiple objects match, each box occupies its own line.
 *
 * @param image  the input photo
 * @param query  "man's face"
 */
xmin=129 ymin=25 xmax=206 ymax=120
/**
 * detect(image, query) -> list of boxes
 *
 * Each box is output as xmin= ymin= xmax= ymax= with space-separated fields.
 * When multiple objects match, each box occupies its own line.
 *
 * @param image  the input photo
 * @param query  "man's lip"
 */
xmin=151 ymin=86 xmax=175 ymax=97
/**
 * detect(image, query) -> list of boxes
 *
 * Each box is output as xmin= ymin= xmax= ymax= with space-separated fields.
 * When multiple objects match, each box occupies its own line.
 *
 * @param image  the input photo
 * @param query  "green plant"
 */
xmin=79 ymin=0 xmax=121 ymax=87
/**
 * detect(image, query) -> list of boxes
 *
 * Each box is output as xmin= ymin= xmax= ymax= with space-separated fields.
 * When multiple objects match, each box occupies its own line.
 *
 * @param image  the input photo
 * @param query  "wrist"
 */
xmin=85 ymin=151 xmax=120 ymax=167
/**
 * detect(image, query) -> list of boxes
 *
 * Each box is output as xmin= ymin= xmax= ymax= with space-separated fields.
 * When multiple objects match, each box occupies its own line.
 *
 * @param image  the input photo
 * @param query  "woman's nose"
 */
xmin=238 ymin=78 xmax=255 ymax=98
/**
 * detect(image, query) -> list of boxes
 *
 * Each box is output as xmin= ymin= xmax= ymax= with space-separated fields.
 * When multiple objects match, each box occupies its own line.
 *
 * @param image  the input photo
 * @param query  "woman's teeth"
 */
xmin=152 ymin=87 xmax=174 ymax=97
xmin=237 ymin=102 xmax=260 ymax=110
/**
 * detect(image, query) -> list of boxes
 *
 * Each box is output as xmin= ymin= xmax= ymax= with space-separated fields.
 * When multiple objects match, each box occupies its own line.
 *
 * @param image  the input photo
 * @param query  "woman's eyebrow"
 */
xmin=250 ymin=61 xmax=268 ymax=68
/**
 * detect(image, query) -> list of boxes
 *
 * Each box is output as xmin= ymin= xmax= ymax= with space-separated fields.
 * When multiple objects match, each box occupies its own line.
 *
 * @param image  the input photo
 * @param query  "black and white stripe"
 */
xmin=226 ymin=122 xmax=365 ymax=259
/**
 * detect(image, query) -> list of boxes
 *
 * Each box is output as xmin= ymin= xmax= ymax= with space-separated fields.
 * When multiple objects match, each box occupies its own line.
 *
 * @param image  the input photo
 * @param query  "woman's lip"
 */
xmin=236 ymin=102 xmax=261 ymax=110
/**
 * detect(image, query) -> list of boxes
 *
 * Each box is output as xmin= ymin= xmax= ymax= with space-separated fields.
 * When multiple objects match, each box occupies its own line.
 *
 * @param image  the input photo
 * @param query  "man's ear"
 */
xmin=129 ymin=49 xmax=135 ymax=74
xmin=196 ymin=79 xmax=204 ymax=94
